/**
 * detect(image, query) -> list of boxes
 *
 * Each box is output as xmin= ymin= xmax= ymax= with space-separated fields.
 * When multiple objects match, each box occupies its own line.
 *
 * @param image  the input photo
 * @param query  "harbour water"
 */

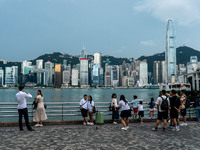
xmin=0 ymin=88 xmax=160 ymax=103
xmin=0 ymin=88 xmax=160 ymax=122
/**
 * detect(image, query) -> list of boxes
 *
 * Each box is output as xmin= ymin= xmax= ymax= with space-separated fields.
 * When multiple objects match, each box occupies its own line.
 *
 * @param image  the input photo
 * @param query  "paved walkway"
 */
xmin=0 ymin=121 xmax=200 ymax=150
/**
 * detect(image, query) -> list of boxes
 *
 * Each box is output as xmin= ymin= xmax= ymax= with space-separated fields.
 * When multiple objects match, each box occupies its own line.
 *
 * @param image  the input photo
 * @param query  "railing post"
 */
xmin=62 ymin=104 xmax=63 ymax=121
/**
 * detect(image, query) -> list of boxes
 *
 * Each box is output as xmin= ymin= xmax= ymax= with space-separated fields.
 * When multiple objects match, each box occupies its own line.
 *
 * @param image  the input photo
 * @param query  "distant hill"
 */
xmin=138 ymin=46 xmax=200 ymax=73
xmin=31 ymin=52 xmax=131 ymax=68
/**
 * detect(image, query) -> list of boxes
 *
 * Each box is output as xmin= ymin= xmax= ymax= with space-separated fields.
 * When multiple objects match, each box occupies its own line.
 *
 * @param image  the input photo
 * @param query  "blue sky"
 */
xmin=0 ymin=0 xmax=200 ymax=61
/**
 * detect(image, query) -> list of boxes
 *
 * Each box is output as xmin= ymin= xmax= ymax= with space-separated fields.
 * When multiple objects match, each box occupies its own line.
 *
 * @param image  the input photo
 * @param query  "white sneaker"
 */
xmin=180 ymin=123 xmax=185 ymax=126
xmin=87 ymin=122 xmax=90 ymax=125
xmin=35 ymin=124 xmax=40 ymax=127
xmin=113 ymin=121 xmax=117 ymax=125
xmin=40 ymin=124 xmax=43 ymax=127
xmin=126 ymin=126 xmax=129 ymax=129
xmin=176 ymin=128 xmax=180 ymax=131
xmin=184 ymin=123 xmax=188 ymax=126
xmin=90 ymin=123 xmax=94 ymax=126
xmin=121 ymin=127 xmax=127 ymax=131
xmin=83 ymin=122 xmax=87 ymax=125
xmin=172 ymin=128 xmax=176 ymax=131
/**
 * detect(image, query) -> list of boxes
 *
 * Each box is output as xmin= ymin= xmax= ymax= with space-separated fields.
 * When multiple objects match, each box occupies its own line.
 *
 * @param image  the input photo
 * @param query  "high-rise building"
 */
xmin=71 ymin=68 xmax=78 ymax=86
xmin=44 ymin=61 xmax=54 ymax=86
xmin=36 ymin=59 xmax=43 ymax=84
xmin=5 ymin=66 xmax=18 ymax=86
xmin=161 ymin=61 xmax=167 ymax=84
xmin=110 ymin=65 xmax=119 ymax=87
xmin=36 ymin=59 xmax=43 ymax=69
xmin=0 ymin=69 xmax=4 ymax=86
xmin=99 ymin=68 xmax=104 ymax=86
xmin=21 ymin=60 xmax=33 ymax=75
xmin=54 ymin=64 xmax=62 ymax=87
xmin=139 ymin=61 xmax=148 ymax=86
xmin=63 ymin=59 xmax=67 ymax=70
xmin=119 ymin=65 xmax=123 ymax=86
xmin=63 ymin=70 xmax=70 ymax=85
xmin=94 ymin=53 xmax=102 ymax=68
xmin=80 ymin=48 xmax=88 ymax=86
xmin=92 ymin=64 xmax=99 ymax=86
xmin=190 ymin=56 xmax=198 ymax=63
xmin=165 ymin=19 xmax=176 ymax=83
xmin=104 ymin=65 xmax=111 ymax=86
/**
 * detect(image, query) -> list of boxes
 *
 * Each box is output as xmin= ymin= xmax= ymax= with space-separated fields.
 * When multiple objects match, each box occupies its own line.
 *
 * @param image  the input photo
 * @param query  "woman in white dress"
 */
xmin=33 ymin=90 xmax=47 ymax=127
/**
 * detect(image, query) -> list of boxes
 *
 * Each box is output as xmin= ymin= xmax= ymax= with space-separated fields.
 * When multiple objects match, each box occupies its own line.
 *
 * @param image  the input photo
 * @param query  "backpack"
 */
xmin=109 ymin=103 xmax=112 ymax=111
xmin=185 ymin=99 xmax=191 ymax=109
xmin=93 ymin=106 xmax=96 ymax=113
xmin=161 ymin=97 xmax=168 ymax=111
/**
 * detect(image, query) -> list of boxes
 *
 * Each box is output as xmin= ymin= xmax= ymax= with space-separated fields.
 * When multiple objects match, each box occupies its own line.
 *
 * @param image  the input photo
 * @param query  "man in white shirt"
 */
xmin=16 ymin=86 xmax=34 ymax=131
xmin=152 ymin=90 xmax=170 ymax=132
xmin=79 ymin=94 xmax=90 ymax=125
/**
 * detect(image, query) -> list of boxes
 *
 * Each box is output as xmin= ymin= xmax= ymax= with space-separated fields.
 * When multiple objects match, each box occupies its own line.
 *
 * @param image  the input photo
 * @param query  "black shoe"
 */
xmin=162 ymin=128 xmax=166 ymax=132
xmin=152 ymin=127 xmax=158 ymax=131
xmin=28 ymin=129 xmax=35 ymax=131
xmin=20 ymin=129 xmax=24 ymax=131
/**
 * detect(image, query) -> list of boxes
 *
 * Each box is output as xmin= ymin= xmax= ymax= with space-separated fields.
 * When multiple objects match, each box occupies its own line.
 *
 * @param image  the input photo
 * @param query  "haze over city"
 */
xmin=1 ymin=0 xmax=200 ymax=61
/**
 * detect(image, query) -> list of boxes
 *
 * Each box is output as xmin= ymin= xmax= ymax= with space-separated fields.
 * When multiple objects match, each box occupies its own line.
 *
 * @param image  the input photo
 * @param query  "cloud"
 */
xmin=133 ymin=0 xmax=200 ymax=26
xmin=140 ymin=40 xmax=155 ymax=46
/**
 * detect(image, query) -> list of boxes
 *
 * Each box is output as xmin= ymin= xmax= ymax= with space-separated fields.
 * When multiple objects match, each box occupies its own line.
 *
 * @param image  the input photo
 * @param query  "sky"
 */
xmin=1 ymin=0 xmax=200 ymax=61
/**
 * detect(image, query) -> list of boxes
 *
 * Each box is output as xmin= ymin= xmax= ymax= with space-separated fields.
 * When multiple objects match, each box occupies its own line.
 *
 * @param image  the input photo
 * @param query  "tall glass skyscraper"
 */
xmin=0 ymin=69 xmax=4 ymax=86
xmin=165 ymin=19 xmax=176 ymax=83
xmin=80 ymin=48 xmax=88 ymax=86
xmin=5 ymin=66 xmax=18 ymax=86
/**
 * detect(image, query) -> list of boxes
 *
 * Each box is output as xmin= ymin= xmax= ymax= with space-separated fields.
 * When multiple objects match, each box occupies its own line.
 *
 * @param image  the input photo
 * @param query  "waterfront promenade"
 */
xmin=0 ymin=121 xmax=200 ymax=150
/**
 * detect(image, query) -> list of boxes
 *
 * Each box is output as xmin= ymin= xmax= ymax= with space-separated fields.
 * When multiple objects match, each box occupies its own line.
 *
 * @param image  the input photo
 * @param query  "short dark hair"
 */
xmin=139 ymin=101 xmax=143 ymax=104
xmin=84 ymin=94 xmax=87 ymax=97
xmin=133 ymin=95 xmax=137 ymax=99
xmin=112 ymin=93 xmax=117 ymax=98
xmin=180 ymin=90 xmax=185 ymax=94
xmin=161 ymin=90 xmax=166 ymax=95
xmin=18 ymin=86 xmax=24 ymax=91
xmin=171 ymin=90 xmax=176 ymax=95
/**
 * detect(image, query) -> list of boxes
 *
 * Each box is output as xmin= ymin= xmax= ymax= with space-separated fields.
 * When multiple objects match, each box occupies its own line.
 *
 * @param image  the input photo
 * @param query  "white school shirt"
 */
xmin=16 ymin=91 xmax=32 ymax=109
xmin=137 ymin=104 xmax=144 ymax=111
xmin=87 ymin=101 xmax=94 ymax=112
xmin=119 ymin=100 xmax=130 ymax=111
xmin=79 ymin=99 xmax=88 ymax=110
xmin=156 ymin=96 xmax=170 ymax=112
xmin=111 ymin=98 xmax=119 ymax=107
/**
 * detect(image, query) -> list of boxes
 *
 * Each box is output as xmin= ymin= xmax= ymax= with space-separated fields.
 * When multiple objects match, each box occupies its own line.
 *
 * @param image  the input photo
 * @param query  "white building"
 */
xmin=80 ymin=58 xmax=88 ymax=85
xmin=71 ymin=69 xmax=78 ymax=86
xmin=5 ymin=66 xmax=18 ymax=86
xmin=45 ymin=61 xmax=54 ymax=85
xmin=104 ymin=66 xmax=111 ymax=86
xmin=63 ymin=70 xmax=70 ymax=84
xmin=187 ymin=62 xmax=198 ymax=74
xmin=94 ymin=52 xmax=102 ymax=68
xmin=139 ymin=61 xmax=148 ymax=86
xmin=36 ymin=59 xmax=43 ymax=69
xmin=21 ymin=60 xmax=33 ymax=75
xmin=0 ymin=69 xmax=4 ymax=86
xmin=161 ymin=61 xmax=167 ymax=84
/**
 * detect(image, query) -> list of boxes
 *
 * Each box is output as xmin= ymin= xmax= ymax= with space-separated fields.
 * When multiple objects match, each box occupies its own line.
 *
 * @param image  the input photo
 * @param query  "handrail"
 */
xmin=0 ymin=102 xmax=197 ymax=121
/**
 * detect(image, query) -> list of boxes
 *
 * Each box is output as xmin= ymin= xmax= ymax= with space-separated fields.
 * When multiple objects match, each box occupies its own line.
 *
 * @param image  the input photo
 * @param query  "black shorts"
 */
xmin=157 ymin=111 xmax=168 ymax=120
xmin=81 ymin=109 xmax=88 ymax=118
xmin=121 ymin=110 xmax=131 ymax=118
xmin=170 ymin=110 xmax=178 ymax=119
xmin=138 ymin=111 xmax=144 ymax=117
xmin=181 ymin=109 xmax=186 ymax=116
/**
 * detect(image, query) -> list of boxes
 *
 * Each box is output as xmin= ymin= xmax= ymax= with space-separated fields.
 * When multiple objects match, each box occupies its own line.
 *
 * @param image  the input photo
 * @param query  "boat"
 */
xmin=159 ymin=83 xmax=191 ymax=92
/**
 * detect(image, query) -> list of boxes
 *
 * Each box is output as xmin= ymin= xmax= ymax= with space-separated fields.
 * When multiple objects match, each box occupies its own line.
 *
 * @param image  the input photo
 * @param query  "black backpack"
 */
xmin=161 ymin=97 xmax=169 ymax=110
xmin=185 ymin=99 xmax=191 ymax=109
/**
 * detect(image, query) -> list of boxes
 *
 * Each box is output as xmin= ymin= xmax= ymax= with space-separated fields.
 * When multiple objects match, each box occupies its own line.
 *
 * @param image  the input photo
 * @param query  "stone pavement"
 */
xmin=0 ymin=121 xmax=200 ymax=150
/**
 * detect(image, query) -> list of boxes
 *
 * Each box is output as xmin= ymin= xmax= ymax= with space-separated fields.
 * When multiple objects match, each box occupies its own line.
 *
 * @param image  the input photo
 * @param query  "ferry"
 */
xmin=159 ymin=83 xmax=191 ymax=92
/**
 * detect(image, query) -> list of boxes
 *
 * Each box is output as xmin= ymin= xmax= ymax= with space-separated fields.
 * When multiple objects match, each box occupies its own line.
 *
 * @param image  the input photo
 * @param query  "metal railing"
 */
xmin=0 ymin=102 xmax=198 ymax=121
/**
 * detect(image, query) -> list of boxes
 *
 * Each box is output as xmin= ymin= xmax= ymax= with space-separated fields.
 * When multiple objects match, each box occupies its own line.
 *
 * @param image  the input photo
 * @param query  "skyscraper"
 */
xmin=92 ymin=64 xmax=99 ymax=86
xmin=5 ymin=66 xmax=18 ymax=86
xmin=63 ymin=70 xmax=70 ymax=85
xmin=165 ymin=19 xmax=176 ymax=83
xmin=45 ymin=61 xmax=54 ymax=86
xmin=36 ymin=59 xmax=43 ymax=84
xmin=21 ymin=60 xmax=33 ymax=75
xmin=54 ymin=64 xmax=62 ymax=87
xmin=71 ymin=68 xmax=79 ymax=86
xmin=0 ymin=69 xmax=4 ymax=86
xmin=80 ymin=48 xmax=88 ymax=86
xmin=110 ymin=65 xmax=119 ymax=87
xmin=94 ymin=53 xmax=102 ymax=68
xmin=63 ymin=59 xmax=67 ymax=70
xmin=104 ymin=65 xmax=111 ymax=86
xmin=139 ymin=61 xmax=148 ymax=86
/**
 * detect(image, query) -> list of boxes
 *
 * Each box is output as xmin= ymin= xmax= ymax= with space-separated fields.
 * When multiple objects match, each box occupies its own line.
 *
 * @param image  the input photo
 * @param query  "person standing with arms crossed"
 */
xmin=16 ymin=86 xmax=34 ymax=131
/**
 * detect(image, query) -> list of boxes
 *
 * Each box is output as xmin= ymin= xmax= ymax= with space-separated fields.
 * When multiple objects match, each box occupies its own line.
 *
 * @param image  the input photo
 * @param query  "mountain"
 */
xmin=138 ymin=46 xmax=200 ymax=73
xmin=31 ymin=52 xmax=131 ymax=67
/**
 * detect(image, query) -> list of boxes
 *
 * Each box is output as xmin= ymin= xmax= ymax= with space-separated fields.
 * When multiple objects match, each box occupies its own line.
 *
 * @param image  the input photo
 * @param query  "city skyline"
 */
xmin=1 ymin=0 xmax=200 ymax=61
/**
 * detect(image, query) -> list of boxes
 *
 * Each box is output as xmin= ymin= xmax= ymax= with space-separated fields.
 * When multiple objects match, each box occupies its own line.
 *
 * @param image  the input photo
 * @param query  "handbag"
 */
xmin=32 ymin=98 xmax=38 ymax=110
xmin=93 ymin=106 xmax=96 ymax=113
xmin=43 ymin=98 xmax=47 ymax=109
xmin=109 ymin=103 xmax=112 ymax=111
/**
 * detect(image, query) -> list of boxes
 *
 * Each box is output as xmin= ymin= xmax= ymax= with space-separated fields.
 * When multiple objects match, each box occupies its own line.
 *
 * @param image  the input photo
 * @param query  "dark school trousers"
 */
xmin=18 ymin=108 xmax=32 ymax=130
